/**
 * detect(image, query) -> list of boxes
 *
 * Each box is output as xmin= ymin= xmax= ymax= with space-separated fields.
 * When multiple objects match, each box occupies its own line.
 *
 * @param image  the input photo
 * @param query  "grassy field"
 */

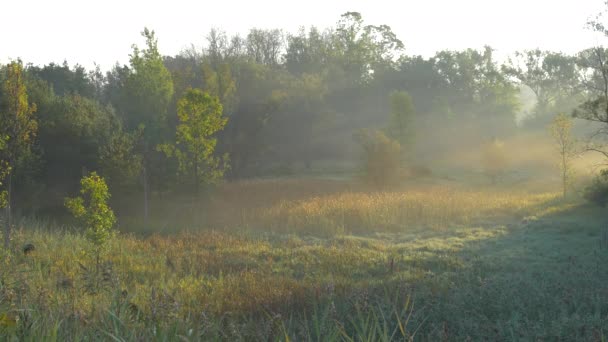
xmin=1 ymin=179 xmax=608 ymax=340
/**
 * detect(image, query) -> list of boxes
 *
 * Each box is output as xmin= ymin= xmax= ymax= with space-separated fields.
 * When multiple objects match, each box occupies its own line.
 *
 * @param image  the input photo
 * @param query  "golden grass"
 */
xmin=200 ymin=180 xmax=561 ymax=235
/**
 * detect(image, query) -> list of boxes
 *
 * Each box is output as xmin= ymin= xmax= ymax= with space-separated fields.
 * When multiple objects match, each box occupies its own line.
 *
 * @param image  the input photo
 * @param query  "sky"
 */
xmin=1 ymin=0 xmax=607 ymax=71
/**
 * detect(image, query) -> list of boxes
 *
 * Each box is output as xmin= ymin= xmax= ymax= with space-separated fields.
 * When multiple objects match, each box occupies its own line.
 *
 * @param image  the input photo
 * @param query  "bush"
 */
xmin=354 ymin=129 xmax=401 ymax=188
xmin=584 ymin=169 xmax=608 ymax=206
xmin=65 ymin=172 xmax=116 ymax=256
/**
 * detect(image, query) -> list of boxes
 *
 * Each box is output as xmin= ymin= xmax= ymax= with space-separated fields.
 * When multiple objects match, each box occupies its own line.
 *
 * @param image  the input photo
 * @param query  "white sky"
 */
xmin=1 ymin=0 xmax=607 ymax=71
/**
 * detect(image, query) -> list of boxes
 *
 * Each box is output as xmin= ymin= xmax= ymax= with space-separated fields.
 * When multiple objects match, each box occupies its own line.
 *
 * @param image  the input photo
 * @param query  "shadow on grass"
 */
xmin=387 ymin=202 xmax=608 ymax=340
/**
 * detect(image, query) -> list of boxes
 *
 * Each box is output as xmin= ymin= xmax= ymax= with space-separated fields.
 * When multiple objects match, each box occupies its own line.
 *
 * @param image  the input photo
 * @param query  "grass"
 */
xmin=1 ymin=179 xmax=608 ymax=340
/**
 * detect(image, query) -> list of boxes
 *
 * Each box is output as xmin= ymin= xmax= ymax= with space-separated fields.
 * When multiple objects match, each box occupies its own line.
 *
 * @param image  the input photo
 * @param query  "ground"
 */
xmin=1 ymin=178 xmax=608 ymax=341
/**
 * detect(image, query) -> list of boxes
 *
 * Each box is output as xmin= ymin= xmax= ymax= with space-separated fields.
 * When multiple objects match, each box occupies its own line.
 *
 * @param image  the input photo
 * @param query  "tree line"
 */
xmin=2 ymin=12 xmax=608 ymax=232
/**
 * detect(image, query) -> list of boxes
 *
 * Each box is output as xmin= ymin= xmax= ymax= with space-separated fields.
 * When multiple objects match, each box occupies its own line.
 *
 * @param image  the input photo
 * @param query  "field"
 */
xmin=2 ymin=178 xmax=608 ymax=341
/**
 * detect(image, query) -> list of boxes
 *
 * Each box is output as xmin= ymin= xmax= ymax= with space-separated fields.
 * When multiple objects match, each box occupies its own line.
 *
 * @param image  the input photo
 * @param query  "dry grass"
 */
xmin=247 ymin=187 xmax=559 ymax=234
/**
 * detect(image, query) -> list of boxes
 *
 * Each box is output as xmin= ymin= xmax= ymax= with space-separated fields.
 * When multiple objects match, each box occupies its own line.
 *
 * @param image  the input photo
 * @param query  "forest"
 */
xmin=2 ymin=8 xmax=608 ymax=341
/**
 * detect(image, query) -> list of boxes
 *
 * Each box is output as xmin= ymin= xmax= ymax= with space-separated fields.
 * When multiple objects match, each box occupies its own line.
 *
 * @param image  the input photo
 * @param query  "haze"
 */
xmin=5 ymin=0 xmax=608 ymax=340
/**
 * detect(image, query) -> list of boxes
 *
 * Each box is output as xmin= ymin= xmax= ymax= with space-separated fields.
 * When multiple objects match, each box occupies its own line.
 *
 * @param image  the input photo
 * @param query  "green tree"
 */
xmin=387 ymin=91 xmax=415 ymax=149
xmin=123 ymin=28 xmax=174 ymax=227
xmin=99 ymin=127 xmax=144 ymax=197
xmin=37 ymin=94 xmax=118 ymax=204
xmin=158 ymin=89 xmax=228 ymax=194
xmin=548 ymin=113 xmax=577 ymax=197
xmin=201 ymin=61 xmax=237 ymax=115
xmin=0 ymin=61 xmax=37 ymax=249
xmin=65 ymin=172 xmax=116 ymax=260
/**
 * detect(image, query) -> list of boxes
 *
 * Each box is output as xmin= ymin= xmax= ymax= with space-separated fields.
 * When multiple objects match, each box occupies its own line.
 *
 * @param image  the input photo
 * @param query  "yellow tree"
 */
xmin=549 ymin=113 xmax=577 ymax=197
xmin=0 ymin=62 xmax=37 ymax=249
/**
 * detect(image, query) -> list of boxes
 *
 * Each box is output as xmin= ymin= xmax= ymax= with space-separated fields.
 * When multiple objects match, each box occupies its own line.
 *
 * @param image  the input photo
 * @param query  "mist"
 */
xmin=4 ymin=4 xmax=608 ymax=340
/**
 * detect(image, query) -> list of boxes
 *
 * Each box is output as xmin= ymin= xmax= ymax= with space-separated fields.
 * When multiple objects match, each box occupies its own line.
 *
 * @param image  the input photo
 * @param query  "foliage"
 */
xmin=65 ymin=172 xmax=116 ymax=253
xmin=504 ymin=50 xmax=582 ymax=125
xmin=584 ymin=169 xmax=608 ymax=206
xmin=354 ymin=130 xmax=401 ymax=188
xmin=123 ymin=28 xmax=174 ymax=138
xmin=387 ymin=90 xmax=415 ymax=149
xmin=99 ymin=127 xmax=144 ymax=191
xmin=548 ymin=113 xmax=577 ymax=197
xmin=0 ymin=61 xmax=38 ymax=159
xmin=0 ymin=61 xmax=37 ymax=247
xmin=574 ymin=11 xmax=608 ymax=163
xmin=0 ymin=135 xmax=7 ymax=208
xmin=158 ymin=89 xmax=229 ymax=193
xmin=37 ymin=93 xmax=118 ymax=199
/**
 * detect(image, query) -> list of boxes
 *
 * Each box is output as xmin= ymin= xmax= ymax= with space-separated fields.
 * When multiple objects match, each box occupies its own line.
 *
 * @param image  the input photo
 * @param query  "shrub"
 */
xmin=65 ymin=172 xmax=116 ymax=257
xmin=584 ymin=169 xmax=608 ymax=206
xmin=354 ymin=129 xmax=401 ymax=188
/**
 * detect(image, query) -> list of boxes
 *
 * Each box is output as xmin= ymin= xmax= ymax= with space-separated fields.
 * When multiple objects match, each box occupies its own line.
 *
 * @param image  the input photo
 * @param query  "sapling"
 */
xmin=65 ymin=172 xmax=116 ymax=286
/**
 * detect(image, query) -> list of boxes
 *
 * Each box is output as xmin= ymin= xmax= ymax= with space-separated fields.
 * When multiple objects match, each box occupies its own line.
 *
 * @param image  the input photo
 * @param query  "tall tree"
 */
xmin=158 ymin=89 xmax=228 ymax=194
xmin=504 ymin=50 xmax=581 ymax=126
xmin=123 ymin=28 xmax=174 ymax=227
xmin=201 ymin=61 xmax=237 ymax=115
xmin=0 ymin=61 xmax=38 ymax=248
xmin=573 ymin=4 xmax=608 ymax=162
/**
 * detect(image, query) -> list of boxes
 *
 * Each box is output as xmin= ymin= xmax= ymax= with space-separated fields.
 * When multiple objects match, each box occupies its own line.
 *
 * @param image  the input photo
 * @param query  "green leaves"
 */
xmin=387 ymin=91 xmax=415 ymax=148
xmin=124 ymin=28 xmax=174 ymax=141
xmin=65 ymin=172 xmax=116 ymax=252
xmin=160 ymin=89 xmax=228 ymax=193
xmin=157 ymin=89 xmax=228 ymax=191
xmin=0 ymin=61 xmax=38 ymax=155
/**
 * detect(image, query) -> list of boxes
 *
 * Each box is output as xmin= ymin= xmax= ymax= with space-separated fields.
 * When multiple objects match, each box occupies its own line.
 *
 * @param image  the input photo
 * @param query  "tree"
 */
xmin=0 ymin=61 xmax=37 ymax=249
xmin=387 ymin=91 xmax=415 ymax=150
xmin=65 ymin=172 xmax=116 ymax=286
xmin=158 ymin=89 xmax=228 ymax=194
xmin=548 ymin=113 xmax=577 ymax=197
xmin=245 ymin=28 xmax=284 ymax=66
xmin=504 ymin=50 xmax=581 ymax=127
xmin=37 ymin=94 xmax=118 ymax=204
xmin=201 ymin=61 xmax=237 ymax=115
xmin=99 ymin=127 xmax=144 ymax=193
xmin=123 ymin=28 xmax=174 ymax=227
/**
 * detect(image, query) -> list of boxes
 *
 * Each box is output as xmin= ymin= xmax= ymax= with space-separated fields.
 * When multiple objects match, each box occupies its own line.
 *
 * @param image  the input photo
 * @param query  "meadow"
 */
xmin=1 ymin=178 xmax=607 ymax=341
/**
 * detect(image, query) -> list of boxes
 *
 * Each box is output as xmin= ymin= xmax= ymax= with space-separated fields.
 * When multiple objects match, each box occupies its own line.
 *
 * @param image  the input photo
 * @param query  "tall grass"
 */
xmin=139 ymin=179 xmax=562 ymax=235
xmin=2 ymin=179 xmax=602 ymax=340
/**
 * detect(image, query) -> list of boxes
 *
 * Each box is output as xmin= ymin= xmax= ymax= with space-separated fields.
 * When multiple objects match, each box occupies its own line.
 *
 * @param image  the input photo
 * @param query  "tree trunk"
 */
xmin=562 ymin=147 xmax=567 ymax=198
xmin=143 ymin=164 xmax=149 ymax=230
xmin=4 ymin=172 xmax=12 ymax=249
xmin=194 ymin=160 xmax=199 ymax=196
